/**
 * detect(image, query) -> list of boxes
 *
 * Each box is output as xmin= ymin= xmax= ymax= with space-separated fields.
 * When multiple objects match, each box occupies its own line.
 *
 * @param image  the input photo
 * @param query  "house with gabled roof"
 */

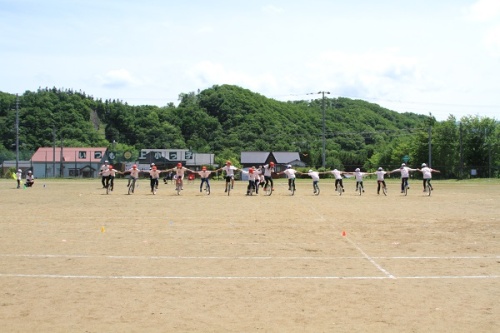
xmin=240 ymin=151 xmax=304 ymax=171
xmin=30 ymin=147 xmax=108 ymax=178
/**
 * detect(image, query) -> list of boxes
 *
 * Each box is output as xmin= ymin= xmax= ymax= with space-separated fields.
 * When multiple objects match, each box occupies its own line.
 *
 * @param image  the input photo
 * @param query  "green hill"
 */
xmin=1 ymin=85 xmax=498 ymax=177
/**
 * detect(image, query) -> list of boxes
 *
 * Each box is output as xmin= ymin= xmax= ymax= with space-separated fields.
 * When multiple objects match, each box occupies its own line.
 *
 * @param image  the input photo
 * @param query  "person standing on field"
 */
xmin=262 ymin=162 xmax=276 ymax=191
xmin=278 ymin=164 xmax=298 ymax=192
xmin=100 ymin=160 xmax=109 ymax=188
xmin=16 ymin=169 xmax=22 ymax=189
xmin=349 ymin=168 xmax=371 ymax=193
xmin=324 ymin=168 xmax=346 ymax=192
xmin=240 ymin=167 xmax=258 ymax=195
xmin=194 ymin=166 xmax=213 ymax=192
xmin=391 ymin=163 xmax=418 ymax=193
xmin=165 ymin=163 xmax=194 ymax=191
xmin=99 ymin=164 xmax=111 ymax=190
xmin=304 ymin=169 xmax=321 ymax=194
xmin=375 ymin=167 xmax=389 ymax=195
xmin=216 ymin=161 xmax=239 ymax=192
xmin=417 ymin=163 xmax=440 ymax=192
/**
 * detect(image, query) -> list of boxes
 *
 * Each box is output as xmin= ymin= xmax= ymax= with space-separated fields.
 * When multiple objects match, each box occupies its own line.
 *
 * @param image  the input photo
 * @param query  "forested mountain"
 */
xmin=0 ymin=85 xmax=498 ymax=178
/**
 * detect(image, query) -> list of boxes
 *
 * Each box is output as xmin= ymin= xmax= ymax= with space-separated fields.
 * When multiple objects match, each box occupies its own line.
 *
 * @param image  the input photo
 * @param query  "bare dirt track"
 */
xmin=1 ymin=178 xmax=499 ymax=332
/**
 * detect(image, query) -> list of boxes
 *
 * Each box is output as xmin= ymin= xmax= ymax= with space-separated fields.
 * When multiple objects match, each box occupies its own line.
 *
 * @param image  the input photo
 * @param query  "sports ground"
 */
xmin=0 ymin=177 xmax=499 ymax=332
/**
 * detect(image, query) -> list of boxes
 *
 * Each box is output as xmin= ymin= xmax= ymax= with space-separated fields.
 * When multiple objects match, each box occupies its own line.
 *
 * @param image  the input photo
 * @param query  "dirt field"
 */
xmin=0 ymin=177 xmax=499 ymax=332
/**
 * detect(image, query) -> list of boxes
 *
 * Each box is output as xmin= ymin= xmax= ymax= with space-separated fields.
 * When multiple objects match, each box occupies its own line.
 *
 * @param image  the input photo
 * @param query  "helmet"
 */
xmin=308 ymin=169 xmax=313 ymax=173
xmin=421 ymin=163 xmax=427 ymax=167
xmin=177 ymin=163 xmax=182 ymax=167
xmin=132 ymin=164 xmax=137 ymax=169
xmin=355 ymin=168 xmax=360 ymax=172
xmin=401 ymin=163 xmax=406 ymax=167
xmin=378 ymin=167 xmax=383 ymax=171
xmin=202 ymin=166 xmax=207 ymax=170
xmin=28 ymin=170 xmax=32 ymax=174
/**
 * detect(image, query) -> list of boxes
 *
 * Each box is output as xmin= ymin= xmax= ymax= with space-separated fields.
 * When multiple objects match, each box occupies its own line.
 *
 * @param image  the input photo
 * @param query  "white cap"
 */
xmin=421 ymin=163 xmax=427 ymax=167
xmin=378 ymin=167 xmax=383 ymax=171
xmin=401 ymin=163 xmax=406 ymax=167
xmin=355 ymin=168 xmax=360 ymax=172
xmin=308 ymin=170 xmax=313 ymax=173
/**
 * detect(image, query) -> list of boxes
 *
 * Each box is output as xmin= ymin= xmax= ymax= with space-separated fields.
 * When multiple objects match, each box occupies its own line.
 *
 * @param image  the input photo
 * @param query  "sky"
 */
xmin=1 ymin=0 xmax=499 ymax=121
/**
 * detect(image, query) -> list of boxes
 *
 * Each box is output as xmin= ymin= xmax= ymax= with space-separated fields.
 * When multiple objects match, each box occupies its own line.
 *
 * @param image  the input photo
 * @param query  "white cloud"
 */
xmin=97 ymin=69 xmax=140 ymax=88
xmin=187 ymin=61 xmax=278 ymax=92
xmin=465 ymin=0 xmax=500 ymax=22
xmin=302 ymin=50 xmax=425 ymax=99
xmin=483 ymin=24 xmax=500 ymax=56
xmin=262 ymin=4 xmax=283 ymax=14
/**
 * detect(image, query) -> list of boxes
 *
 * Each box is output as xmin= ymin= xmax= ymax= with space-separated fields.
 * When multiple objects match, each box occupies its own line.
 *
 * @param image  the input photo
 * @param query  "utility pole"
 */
xmin=15 ymin=94 xmax=19 ymax=171
xmin=428 ymin=125 xmax=432 ymax=168
xmin=308 ymin=91 xmax=330 ymax=168
xmin=52 ymin=127 xmax=56 ymax=177
xmin=320 ymin=91 xmax=330 ymax=169
xmin=459 ymin=122 xmax=463 ymax=179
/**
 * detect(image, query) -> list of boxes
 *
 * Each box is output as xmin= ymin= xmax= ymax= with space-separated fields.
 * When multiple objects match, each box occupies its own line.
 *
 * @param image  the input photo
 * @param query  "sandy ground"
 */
xmin=0 ymin=177 xmax=499 ymax=332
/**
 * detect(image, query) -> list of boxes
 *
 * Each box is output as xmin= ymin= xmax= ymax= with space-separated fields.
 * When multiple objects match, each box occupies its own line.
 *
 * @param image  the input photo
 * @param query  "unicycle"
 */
xmin=336 ymin=184 xmax=343 ymax=196
xmin=264 ymin=184 xmax=272 ymax=196
xmin=424 ymin=180 xmax=432 ymax=196
xmin=128 ymin=178 xmax=136 ymax=195
xmin=313 ymin=182 xmax=320 ymax=196
xmin=175 ymin=178 xmax=182 ymax=195
xmin=289 ymin=179 xmax=295 ymax=196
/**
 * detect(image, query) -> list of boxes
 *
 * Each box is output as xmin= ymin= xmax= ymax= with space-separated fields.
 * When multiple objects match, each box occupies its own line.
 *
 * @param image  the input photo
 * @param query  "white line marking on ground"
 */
xmin=344 ymin=237 xmax=396 ymax=279
xmin=0 ymin=273 xmax=498 ymax=280
xmin=1 ymin=254 xmax=499 ymax=260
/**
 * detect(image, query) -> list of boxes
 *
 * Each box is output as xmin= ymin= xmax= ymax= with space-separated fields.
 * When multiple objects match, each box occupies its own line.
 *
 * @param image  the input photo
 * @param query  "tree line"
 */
xmin=0 ymin=85 xmax=498 ymax=178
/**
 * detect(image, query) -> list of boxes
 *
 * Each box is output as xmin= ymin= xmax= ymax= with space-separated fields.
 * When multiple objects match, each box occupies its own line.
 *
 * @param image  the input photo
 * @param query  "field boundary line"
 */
xmin=1 ymin=254 xmax=499 ymax=260
xmin=0 ymin=273 xmax=498 ymax=280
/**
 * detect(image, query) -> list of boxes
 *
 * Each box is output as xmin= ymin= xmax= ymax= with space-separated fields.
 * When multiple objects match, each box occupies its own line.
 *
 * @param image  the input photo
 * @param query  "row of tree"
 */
xmin=0 ymin=85 xmax=498 ymax=178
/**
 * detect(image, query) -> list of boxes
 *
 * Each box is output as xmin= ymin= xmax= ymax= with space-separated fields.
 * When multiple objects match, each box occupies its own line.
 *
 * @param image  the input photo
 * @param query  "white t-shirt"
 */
xmin=354 ymin=171 xmax=367 ymax=182
xmin=330 ymin=169 xmax=342 ymax=180
xmin=241 ymin=170 xmax=258 ymax=181
xmin=16 ymin=171 xmax=22 ymax=180
xmin=222 ymin=165 xmax=237 ymax=177
xmin=197 ymin=170 xmax=211 ymax=178
xmin=263 ymin=164 xmax=274 ymax=177
xmin=283 ymin=169 xmax=297 ymax=179
xmin=129 ymin=168 xmax=140 ymax=179
xmin=307 ymin=171 xmax=320 ymax=181
xmin=149 ymin=169 xmax=161 ymax=179
xmin=375 ymin=170 xmax=386 ymax=181
xmin=174 ymin=167 xmax=188 ymax=178
xmin=101 ymin=168 xmax=111 ymax=177
xmin=421 ymin=167 xmax=433 ymax=179
xmin=392 ymin=167 xmax=416 ymax=178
